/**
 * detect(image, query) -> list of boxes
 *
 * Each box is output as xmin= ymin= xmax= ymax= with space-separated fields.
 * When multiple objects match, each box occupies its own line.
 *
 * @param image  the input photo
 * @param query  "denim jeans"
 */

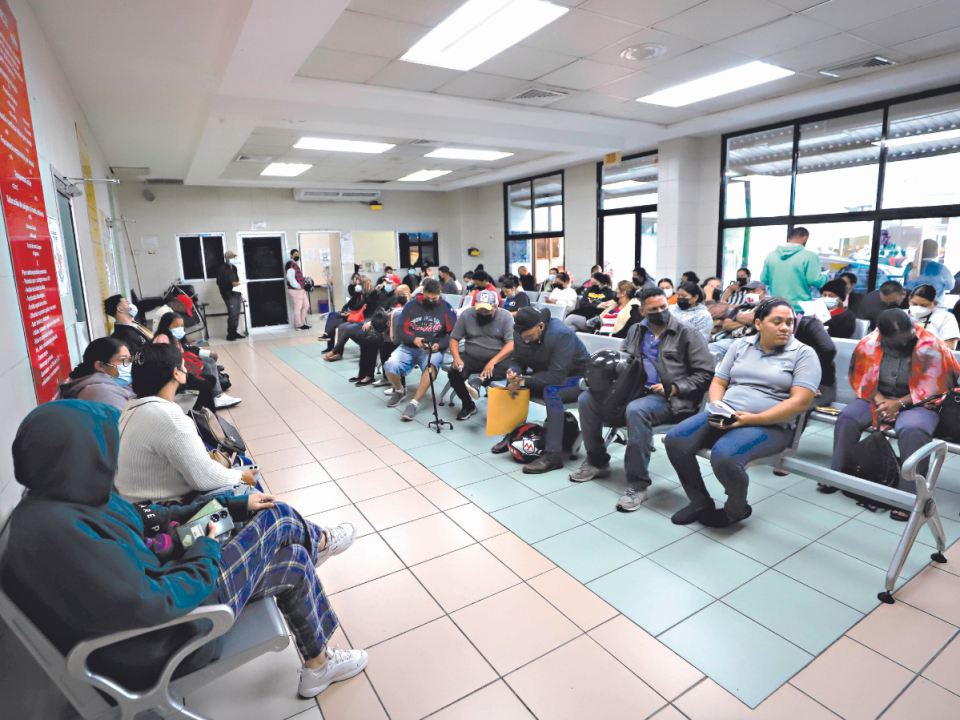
xmin=224 ymin=293 xmax=242 ymax=336
xmin=707 ymin=337 xmax=736 ymax=358
xmin=831 ymin=397 xmax=939 ymax=494
xmin=384 ymin=344 xmax=443 ymax=377
xmin=579 ymin=390 xmax=675 ymax=491
xmin=664 ymin=411 xmax=792 ymax=516
xmin=529 ymin=376 xmax=582 ymax=452
xmin=446 ymin=353 xmax=511 ymax=406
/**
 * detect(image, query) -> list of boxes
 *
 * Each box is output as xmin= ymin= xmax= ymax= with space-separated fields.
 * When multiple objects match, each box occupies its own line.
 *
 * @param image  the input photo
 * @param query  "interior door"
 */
xmin=601 ymin=213 xmax=637 ymax=285
xmin=238 ymin=233 xmax=289 ymax=328
xmin=56 ymin=188 xmax=90 ymax=352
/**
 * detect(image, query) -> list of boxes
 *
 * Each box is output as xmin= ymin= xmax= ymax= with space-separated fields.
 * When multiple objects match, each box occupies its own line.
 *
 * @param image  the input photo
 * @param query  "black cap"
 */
xmin=515 ymin=306 xmax=549 ymax=332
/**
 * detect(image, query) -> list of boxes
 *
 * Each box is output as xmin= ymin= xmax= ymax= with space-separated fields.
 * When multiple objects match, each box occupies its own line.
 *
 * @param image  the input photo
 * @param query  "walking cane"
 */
xmin=425 ymin=344 xmax=452 ymax=434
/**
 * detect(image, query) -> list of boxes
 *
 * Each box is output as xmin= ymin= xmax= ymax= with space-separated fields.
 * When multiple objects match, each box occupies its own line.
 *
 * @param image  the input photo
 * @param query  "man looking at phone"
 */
xmin=572 ymin=286 xmax=715 ymax=511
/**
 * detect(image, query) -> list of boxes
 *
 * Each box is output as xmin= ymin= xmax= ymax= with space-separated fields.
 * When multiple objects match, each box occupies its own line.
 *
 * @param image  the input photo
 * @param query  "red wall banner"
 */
xmin=0 ymin=0 xmax=70 ymax=404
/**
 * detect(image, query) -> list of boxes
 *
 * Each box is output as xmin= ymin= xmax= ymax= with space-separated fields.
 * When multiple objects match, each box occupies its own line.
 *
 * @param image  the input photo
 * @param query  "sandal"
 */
xmin=324 ymin=354 xmax=342 ymax=362
xmin=817 ymin=483 xmax=838 ymax=494
xmin=890 ymin=508 xmax=910 ymax=522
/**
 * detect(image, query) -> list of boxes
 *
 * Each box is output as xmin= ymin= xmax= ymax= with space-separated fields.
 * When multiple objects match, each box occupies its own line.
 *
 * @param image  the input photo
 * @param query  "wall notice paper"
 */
xmin=251 ymin=220 xmax=266 ymax=230
xmin=304 ymin=247 xmax=316 ymax=263
xmin=140 ymin=234 xmax=159 ymax=249
xmin=47 ymin=215 xmax=70 ymax=297
xmin=319 ymin=247 xmax=331 ymax=264
xmin=0 ymin=1 xmax=71 ymax=404
xmin=486 ymin=387 xmax=530 ymax=436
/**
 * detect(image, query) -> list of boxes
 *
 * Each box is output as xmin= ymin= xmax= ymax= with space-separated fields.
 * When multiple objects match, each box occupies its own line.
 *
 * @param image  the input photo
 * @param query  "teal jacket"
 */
xmin=760 ymin=243 xmax=828 ymax=311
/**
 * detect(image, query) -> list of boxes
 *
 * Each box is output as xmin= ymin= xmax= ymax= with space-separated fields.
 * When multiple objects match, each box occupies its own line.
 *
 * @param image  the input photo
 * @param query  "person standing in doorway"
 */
xmin=759 ymin=227 xmax=828 ymax=312
xmin=286 ymin=249 xmax=310 ymax=330
xmin=217 ymin=250 xmax=246 ymax=340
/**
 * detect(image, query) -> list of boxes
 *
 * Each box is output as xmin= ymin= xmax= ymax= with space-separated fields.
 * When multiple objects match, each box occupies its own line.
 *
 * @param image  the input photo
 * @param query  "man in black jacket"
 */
xmin=105 ymin=294 xmax=152 ymax=350
xmin=572 ymin=287 xmax=715 ymax=511
xmin=216 ymin=250 xmax=245 ymax=340
xmin=492 ymin=306 xmax=590 ymax=474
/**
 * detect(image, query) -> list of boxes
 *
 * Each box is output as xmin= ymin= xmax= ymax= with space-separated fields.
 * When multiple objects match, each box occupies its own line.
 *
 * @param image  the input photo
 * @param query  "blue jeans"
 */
xmin=708 ymin=337 xmax=736 ymax=358
xmin=831 ymin=398 xmax=939 ymax=494
xmin=664 ymin=411 xmax=792 ymax=516
xmin=579 ymin=391 xmax=675 ymax=491
xmin=384 ymin=344 xmax=443 ymax=377
xmin=530 ymin=376 xmax=582 ymax=453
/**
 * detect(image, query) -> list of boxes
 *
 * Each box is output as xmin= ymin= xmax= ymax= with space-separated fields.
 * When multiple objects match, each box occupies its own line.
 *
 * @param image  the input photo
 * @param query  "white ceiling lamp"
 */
xmin=603 ymin=180 xmax=647 ymax=190
xmin=637 ymin=61 xmax=794 ymax=108
xmin=875 ymin=128 xmax=960 ymax=148
xmin=260 ymin=163 xmax=312 ymax=177
xmin=398 ymin=170 xmax=453 ymax=182
xmin=620 ymin=45 xmax=666 ymax=62
xmin=401 ymin=0 xmax=568 ymax=71
xmin=425 ymin=148 xmax=513 ymax=161
xmin=293 ymin=138 xmax=395 ymax=154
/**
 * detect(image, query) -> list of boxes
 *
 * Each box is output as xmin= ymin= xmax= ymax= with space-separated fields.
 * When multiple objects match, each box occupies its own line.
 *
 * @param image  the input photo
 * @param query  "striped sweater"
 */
xmin=115 ymin=397 xmax=243 ymax=502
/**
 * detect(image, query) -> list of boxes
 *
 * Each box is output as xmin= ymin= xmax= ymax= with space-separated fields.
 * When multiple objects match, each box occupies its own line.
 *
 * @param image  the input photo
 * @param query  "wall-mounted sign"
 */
xmin=251 ymin=220 xmax=266 ymax=230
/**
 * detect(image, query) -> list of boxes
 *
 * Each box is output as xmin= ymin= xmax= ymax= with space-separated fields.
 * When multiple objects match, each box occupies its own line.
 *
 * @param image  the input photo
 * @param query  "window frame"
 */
xmin=502 ymin=170 xmax=565 ymax=271
xmin=717 ymin=83 xmax=960 ymax=292
xmin=596 ymin=150 xmax=658 ymax=269
xmin=398 ymin=232 xmax=440 ymax=270
xmin=175 ymin=232 xmax=226 ymax=282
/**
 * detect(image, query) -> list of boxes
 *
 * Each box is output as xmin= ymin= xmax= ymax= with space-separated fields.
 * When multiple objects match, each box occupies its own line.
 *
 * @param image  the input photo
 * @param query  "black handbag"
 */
xmin=926 ymin=389 xmax=960 ymax=443
xmin=601 ymin=355 xmax=648 ymax=428
xmin=841 ymin=430 xmax=901 ymax=511
xmin=190 ymin=408 xmax=246 ymax=454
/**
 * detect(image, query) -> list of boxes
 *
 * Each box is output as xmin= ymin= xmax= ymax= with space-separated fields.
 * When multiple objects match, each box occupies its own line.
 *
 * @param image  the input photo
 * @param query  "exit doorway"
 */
xmin=237 ymin=232 xmax=289 ymax=329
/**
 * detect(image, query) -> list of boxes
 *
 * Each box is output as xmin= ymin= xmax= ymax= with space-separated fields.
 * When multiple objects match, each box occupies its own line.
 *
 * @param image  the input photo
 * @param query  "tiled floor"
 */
xmin=186 ymin=327 xmax=960 ymax=719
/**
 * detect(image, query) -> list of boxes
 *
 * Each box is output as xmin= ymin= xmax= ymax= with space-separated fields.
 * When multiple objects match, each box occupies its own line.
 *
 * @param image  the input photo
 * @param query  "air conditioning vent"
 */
xmin=145 ymin=178 xmax=184 ymax=185
xmin=503 ymin=86 xmax=569 ymax=106
xmin=294 ymin=188 xmax=381 ymax=202
xmin=355 ymin=179 xmax=390 ymax=184
xmin=409 ymin=139 xmax=436 ymax=145
xmin=819 ymin=56 xmax=897 ymax=79
xmin=235 ymin=154 xmax=273 ymax=163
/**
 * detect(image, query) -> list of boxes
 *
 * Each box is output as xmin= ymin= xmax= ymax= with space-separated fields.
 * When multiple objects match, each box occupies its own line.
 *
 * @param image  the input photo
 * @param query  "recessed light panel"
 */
xmin=876 ymin=129 xmax=960 ymax=148
xmin=637 ymin=61 xmax=794 ymax=108
xmin=425 ymin=148 xmax=514 ymax=161
xmin=398 ymin=170 xmax=453 ymax=182
xmin=294 ymin=138 xmax=396 ymax=154
xmin=402 ymin=0 xmax=568 ymax=71
xmin=260 ymin=163 xmax=312 ymax=177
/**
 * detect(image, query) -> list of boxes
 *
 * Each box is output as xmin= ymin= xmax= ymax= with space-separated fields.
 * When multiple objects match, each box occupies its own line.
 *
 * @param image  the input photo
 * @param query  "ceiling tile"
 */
xmin=587 ymin=28 xmax=703 ymax=70
xmin=802 ymin=0 xmax=938 ymax=32
xmin=345 ymin=0 xmax=465 ymax=27
xmin=296 ymin=48 xmax=391 ymax=83
xmin=850 ymin=0 xmax=960 ymax=48
xmin=765 ymin=33 xmax=881 ymax=72
xmin=367 ymin=60 xmax=463 ymax=92
xmin=714 ymin=14 xmax=839 ymax=58
xmin=580 ymin=0 xmax=706 ymax=27
xmin=767 ymin=0 xmax=828 ymax=9
xmin=653 ymin=0 xmax=790 ymax=44
xmin=474 ymin=45 xmax=578 ymax=81
xmin=521 ymin=9 xmax=642 ymax=57
xmin=434 ymin=72 xmax=526 ymax=100
xmin=319 ymin=10 xmax=430 ymax=59
xmin=594 ymin=71 xmax=678 ymax=98
xmin=536 ymin=59 xmax=633 ymax=90
xmin=628 ymin=105 xmax=701 ymax=124
xmin=592 ymin=99 xmax=651 ymax=119
xmin=547 ymin=91 xmax=630 ymax=113
xmin=893 ymin=25 xmax=960 ymax=59
xmin=642 ymin=45 xmax=752 ymax=81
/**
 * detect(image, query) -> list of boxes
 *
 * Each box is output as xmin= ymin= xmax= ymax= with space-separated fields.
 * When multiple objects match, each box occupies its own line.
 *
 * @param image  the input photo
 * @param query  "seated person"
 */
xmin=681 ymin=271 xmax=700 ymax=285
xmin=541 ymin=272 xmax=578 ymax=314
xmin=106 ymin=294 xmax=153 ymax=350
xmin=58 ymin=337 xmax=135 ymax=411
xmin=539 ymin=267 xmax=559 ymax=292
xmin=838 ymin=271 xmax=864 ymax=316
xmin=796 ymin=313 xmax=838 ymax=408
xmin=501 ymin=277 xmax=530 ymax=316
xmin=709 ymin=280 xmax=767 ymax=356
xmin=384 ymin=278 xmax=457 ymax=419
xmin=633 ymin=266 xmax=655 ymax=290
xmin=574 ymin=287 xmax=714 ymax=511
xmin=154 ymin=299 xmax=229 ymax=397
xmin=324 ymin=275 xmax=378 ymax=360
xmin=597 ymin=281 xmax=641 ymax=337
xmin=439 ymin=265 xmax=461 ymax=294
xmin=819 ymin=278 xmax=857 ymax=339
xmin=1 ymin=400 xmax=365 ymax=699
xmin=908 ymin=284 xmax=959 ymax=350
xmin=462 ymin=270 xmax=501 ymax=308
xmin=352 ymin=285 xmax=410 ymax=387
xmin=858 ymin=280 xmax=906 ymax=330
xmin=664 ymin=298 xmax=820 ymax=528
xmin=447 ymin=290 xmax=515 ymax=421
xmin=701 ymin=276 xmax=722 ymax=303
xmin=670 ymin=281 xmax=713 ymax=341
xmin=320 ymin=273 xmax=365 ymax=343
xmin=115 ymin=344 xmax=255 ymax=503
xmin=565 ymin=273 xmax=616 ymax=331
xmin=492 ymin=306 xmax=590 ymax=474
xmin=152 ymin=293 xmax=195 ymax=333
xmin=721 ymin=267 xmax=752 ymax=305
xmin=832 ymin=308 xmax=960 ymax=519
xmin=657 ymin=278 xmax=677 ymax=305
xmin=155 ymin=312 xmax=240 ymax=411
xmin=517 ymin=265 xmax=536 ymax=291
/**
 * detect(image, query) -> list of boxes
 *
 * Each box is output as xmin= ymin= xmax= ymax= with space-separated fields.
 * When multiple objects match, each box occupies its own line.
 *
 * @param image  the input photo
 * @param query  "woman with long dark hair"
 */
xmin=58 ymin=337 xmax=135 ymax=411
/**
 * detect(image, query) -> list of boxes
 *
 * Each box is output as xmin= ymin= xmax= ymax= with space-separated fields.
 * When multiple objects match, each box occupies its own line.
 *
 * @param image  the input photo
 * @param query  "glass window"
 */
xmin=640 ymin=212 xmax=657 ymax=278
xmin=601 ymin=154 xmax=658 ymax=210
xmin=724 ymin=126 xmax=793 ymax=219
xmin=884 ymin=92 xmax=960 ymax=209
xmin=533 ymin=174 xmax=563 ymax=232
xmin=794 ymin=110 xmax=883 ymax=216
xmin=507 ymin=181 xmax=532 ymax=235
xmin=801 ymin=220 xmax=875 ymax=293
xmin=880 ymin=217 xmax=960 ymax=294
xmin=721 ymin=226 xmax=788 ymax=286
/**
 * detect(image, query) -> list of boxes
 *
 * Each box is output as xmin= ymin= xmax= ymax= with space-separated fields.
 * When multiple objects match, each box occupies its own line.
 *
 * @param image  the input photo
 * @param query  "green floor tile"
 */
xmin=491 ymin=497 xmax=583 ymax=544
xmin=405 ymin=440 xmax=474 ymax=467
xmin=390 ymin=426 xmax=450 ymax=451
xmin=587 ymin=558 xmax=713 ymax=637
xmin=644 ymin=486 xmax=703 ymax=524
xmin=534 ymin=525 xmax=640 ymax=583
xmin=510 ymin=467 xmax=572 ymax=495
xmin=751 ymin=493 xmax=849 ymax=541
xmin=818 ymin=519 xmax=932 ymax=579
xmin=430 ymin=456 xmax=504 ymax=488
xmin=459 ymin=475 xmax=539 ymax=512
xmin=724 ymin=571 xmax=863 ymax=655
xmin=700 ymin=517 xmax=811 ymax=567
xmin=659 ymin=602 xmax=813 ymax=709
xmin=783 ymin=479 xmax=865 ymax=518
xmin=649 ymin=533 xmax=766 ymax=598
xmin=748 ymin=464 xmax=807 ymax=492
xmin=546 ymin=482 xmax=621 ymax=521
xmin=591 ymin=506 xmax=693 ymax=555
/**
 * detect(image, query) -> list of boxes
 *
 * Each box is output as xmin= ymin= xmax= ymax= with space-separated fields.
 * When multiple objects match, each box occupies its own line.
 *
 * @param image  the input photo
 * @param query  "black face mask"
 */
xmin=552 ymin=282 xmax=564 ymax=290
xmin=712 ymin=288 xmax=722 ymax=301
xmin=676 ymin=297 xmax=692 ymax=311
xmin=737 ymin=277 xmax=748 ymax=287
xmin=646 ymin=310 xmax=669 ymax=327
xmin=476 ymin=313 xmax=494 ymax=325
xmin=521 ymin=326 xmax=544 ymax=345
xmin=292 ymin=255 xmax=299 ymax=262
xmin=422 ymin=298 xmax=438 ymax=308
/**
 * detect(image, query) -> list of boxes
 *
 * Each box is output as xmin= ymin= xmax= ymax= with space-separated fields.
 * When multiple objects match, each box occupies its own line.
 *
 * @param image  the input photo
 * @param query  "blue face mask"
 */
xmin=229 ymin=258 xmax=239 ymax=266
xmin=113 ymin=364 xmax=132 ymax=387
xmin=127 ymin=303 xmax=138 ymax=318
xmin=171 ymin=327 xmax=186 ymax=340
xmin=384 ymin=283 xmax=393 ymax=292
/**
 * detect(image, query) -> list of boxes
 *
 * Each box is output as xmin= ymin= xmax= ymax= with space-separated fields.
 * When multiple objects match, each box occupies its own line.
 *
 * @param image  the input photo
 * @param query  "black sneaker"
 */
xmin=299 ymin=325 xmax=311 ymax=330
xmin=457 ymin=403 xmax=478 ymax=421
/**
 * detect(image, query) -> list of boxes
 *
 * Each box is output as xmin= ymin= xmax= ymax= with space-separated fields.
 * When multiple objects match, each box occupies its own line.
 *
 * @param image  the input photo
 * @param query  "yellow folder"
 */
xmin=486 ymin=387 xmax=530 ymax=436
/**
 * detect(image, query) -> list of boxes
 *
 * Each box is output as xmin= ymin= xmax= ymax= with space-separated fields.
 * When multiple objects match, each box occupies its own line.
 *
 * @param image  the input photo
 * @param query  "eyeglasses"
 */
xmin=106 ymin=358 xmax=132 ymax=368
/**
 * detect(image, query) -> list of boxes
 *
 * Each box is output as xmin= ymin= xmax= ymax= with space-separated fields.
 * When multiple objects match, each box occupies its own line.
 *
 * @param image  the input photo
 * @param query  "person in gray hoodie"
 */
xmin=57 ymin=337 xmax=136 ymax=412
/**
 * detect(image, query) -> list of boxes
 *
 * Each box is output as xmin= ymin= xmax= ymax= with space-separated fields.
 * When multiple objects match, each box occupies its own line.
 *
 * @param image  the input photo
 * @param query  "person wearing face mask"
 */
xmin=657 ymin=278 xmax=677 ymax=305
xmin=462 ymin=270 xmax=501 ymax=308
xmin=670 ymin=282 xmax=713 ymax=341
xmin=58 ymin=337 xmax=136 ymax=411
xmin=106 ymin=294 xmax=153 ymax=350
xmin=491 ymin=306 xmax=590 ymax=474
xmin=216 ymin=250 xmax=246 ymax=340
xmin=721 ymin=267 xmax=753 ymax=305
xmin=321 ymin=275 xmax=375 ymax=352
xmin=665 ymin=298 xmax=821 ymax=528
xmin=352 ymin=286 xmax=410 ymax=387
xmin=701 ymin=277 xmax=723 ymax=304
xmin=833 ymin=308 xmax=960 ymax=520
xmin=446 ymin=291 xmax=515 ymax=421
xmin=501 ymin=277 xmax=530 ymax=316
xmin=574 ymin=287 xmax=714 ymax=511
xmin=632 ymin=266 xmax=655 ymax=290
xmin=286 ymin=248 xmax=311 ymax=330
xmin=539 ymin=267 xmax=560 ymax=293
xmin=154 ymin=313 xmax=241 ymax=410
xmin=818 ymin=278 xmax=857 ymax=339
xmin=324 ymin=276 xmax=379 ymax=360
xmin=908 ymin=284 xmax=959 ymax=350
xmin=541 ymin=271 xmax=577 ymax=315
xmin=709 ymin=281 xmax=768 ymax=357
xmin=858 ymin=280 xmax=907 ymax=331
xmin=597 ymin=281 xmax=642 ymax=337
xmin=565 ymin=272 xmax=616 ymax=331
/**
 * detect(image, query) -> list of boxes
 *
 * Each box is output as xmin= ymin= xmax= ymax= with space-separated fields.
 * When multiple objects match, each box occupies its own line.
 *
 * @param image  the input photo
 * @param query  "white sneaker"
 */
xmin=298 ymin=645 xmax=368 ymax=698
xmin=214 ymin=393 xmax=242 ymax=409
xmin=316 ymin=522 xmax=356 ymax=566
xmin=466 ymin=377 xmax=482 ymax=400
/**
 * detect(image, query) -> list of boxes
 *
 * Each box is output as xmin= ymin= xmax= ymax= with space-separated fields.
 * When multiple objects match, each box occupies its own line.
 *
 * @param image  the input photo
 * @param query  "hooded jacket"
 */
xmin=759 ymin=243 xmax=828 ymax=311
xmin=397 ymin=295 xmax=457 ymax=350
xmin=57 ymin=371 xmax=136 ymax=412
xmin=510 ymin=311 xmax=590 ymax=392
xmin=0 ymin=400 xmax=250 ymax=690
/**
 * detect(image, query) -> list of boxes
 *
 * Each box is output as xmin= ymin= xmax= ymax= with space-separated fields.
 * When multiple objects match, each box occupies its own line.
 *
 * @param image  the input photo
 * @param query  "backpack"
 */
xmin=841 ymin=430 xmax=900 ymax=511
xmin=583 ymin=350 xmax=624 ymax=398
xmin=190 ymin=408 xmax=247 ymax=455
xmin=601 ymin=355 xmax=648 ymax=428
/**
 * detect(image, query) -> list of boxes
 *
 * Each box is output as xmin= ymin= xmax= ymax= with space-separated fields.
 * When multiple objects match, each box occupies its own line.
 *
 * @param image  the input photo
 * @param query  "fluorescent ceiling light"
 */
xmin=637 ymin=61 xmax=794 ymax=107
xmin=603 ymin=180 xmax=646 ymax=190
xmin=401 ymin=0 xmax=568 ymax=71
xmin=875 ymin=129 xmax=960 ymax=148
xmin=425 ymin=148 xmax=513 ymax=161
xmin=260 ymin=163 xmax=311 ymax=177
xmin=398 ymin=170 xmax=453 ymax=182
xmin=294 ymin=138 xmax=395 ymax=154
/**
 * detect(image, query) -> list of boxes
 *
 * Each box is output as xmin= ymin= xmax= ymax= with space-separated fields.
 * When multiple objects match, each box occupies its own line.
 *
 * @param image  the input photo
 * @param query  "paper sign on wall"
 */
xmin=47 ymin=215 xmax=69 ymax=297
xmin=251 ymin=220 xmax=266 ymax=230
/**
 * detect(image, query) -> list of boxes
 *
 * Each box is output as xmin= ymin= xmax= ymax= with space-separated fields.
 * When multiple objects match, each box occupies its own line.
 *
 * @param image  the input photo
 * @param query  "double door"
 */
xmin=237 ymin=233 xmax=289 ymax=328
xmin=599 ymin=209 xmax=657 ymax=283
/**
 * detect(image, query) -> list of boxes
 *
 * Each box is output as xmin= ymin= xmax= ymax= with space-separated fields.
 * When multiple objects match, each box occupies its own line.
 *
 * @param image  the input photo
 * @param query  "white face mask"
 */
xmin=127 ymin=303 xmax=138 ymax=318
xmin=355 ymin=284 xmax=362 ymax=293
xmin=744 ymin=293 xmax=761 ymax=305
xmin=909 ymin=304 xmax=933 ymax=319
xmin=229 ymin=258 xmax=239 ymax=266
xmin=171 ymin=327 xmax=186 ymax=339
xmin=661 ymin=288 xmax=674 ymax=299
xmin=821 ymin=297 xmax=839 ymax=309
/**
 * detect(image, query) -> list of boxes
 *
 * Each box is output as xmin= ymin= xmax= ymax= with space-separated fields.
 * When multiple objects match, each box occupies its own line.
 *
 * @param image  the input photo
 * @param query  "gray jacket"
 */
xmin=57 ymin=372 xmax=136 ymax=413
xmin=620 ymin=314 xmax=715 ymax=416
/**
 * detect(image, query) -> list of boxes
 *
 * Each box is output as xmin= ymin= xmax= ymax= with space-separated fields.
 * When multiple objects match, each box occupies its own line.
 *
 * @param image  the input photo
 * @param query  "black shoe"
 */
xmin=355 ymin=378 xmax=375 ymax=387
xmin=522 ymin=451 xmax=564 ymax=474
xmin=226 ymin=333 xmax=241 ymax=341
xmin=671 ymin=499 xmax=715 ymax=525
xmin=299 ymin=325 xmax=311 ymax=330
xmin=491 ymin=435 xmax=511 ymax=454
xmin=457 ymin=403 xmax=478 ymax=421
xmin=349 ymin=376 xmax=361 ymax=383
xmin=698 ymin=504 xmax=752 ymax=528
